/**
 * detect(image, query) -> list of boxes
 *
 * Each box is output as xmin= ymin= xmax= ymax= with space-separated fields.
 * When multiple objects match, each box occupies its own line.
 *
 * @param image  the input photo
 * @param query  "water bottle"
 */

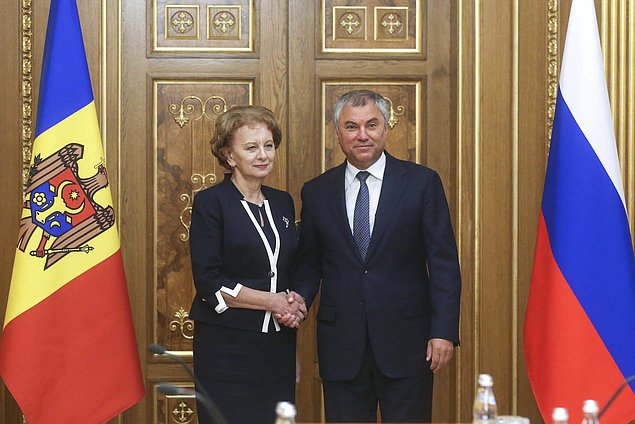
xmin=472 ymin=373 xmax=497 ymax=424
xmin=274 ymin=401 xmax=297 ymax=424
xmin=581 ymin=399 xmax=599 ymax=424
xmin=552 ymin=407 xmax=569 ymax=424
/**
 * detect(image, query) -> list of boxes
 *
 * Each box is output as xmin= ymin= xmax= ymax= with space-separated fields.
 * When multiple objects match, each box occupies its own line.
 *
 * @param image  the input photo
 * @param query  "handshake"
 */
xmin=272 ymin=291 xmax=307 ymax=329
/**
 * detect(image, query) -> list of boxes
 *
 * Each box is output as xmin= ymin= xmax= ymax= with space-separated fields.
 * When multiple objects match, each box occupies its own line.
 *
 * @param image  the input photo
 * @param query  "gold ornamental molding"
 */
xmin=169 ymin=307 xmax=195 ymax=340
xmin=179 ymin=173 xmax=217 ymax=241
xmin=323 ymin=1 xmax=422 ymax=54
xmin=383 ymin=96 xmax=405 ymax=129
xmin=21 ymin=0 xmax=33 ymax=193
xmin=380 ymin=13 xmax=402 ymax=34
xmin=165 ymin=6 xmax=200 ymax=40
xmin=153 ymin=0 xmax=254 ymax=52
xmin=172 ymin=11 xmax=195 ymax=34
xmin=375 ymin=7 xmax=409 ymax=41
xmin=154 ymin=383 xmax=197 ymax=424
xmin=340 ymin=12 xmax=362 ymax=35
xmin=333 ymin=6 xmax=367 ymax=41
xmin=169 ymin=95 xmax=230 ymax=128
xmin=172 ymin=400 xmax=195 ymax=423
xmin=167 ymin=94 xmax=228 ymax=241
xmin=547 ymin=0 xmax=559 ymax=143
xmin=208 ymin=5 xmax=242 ymax=40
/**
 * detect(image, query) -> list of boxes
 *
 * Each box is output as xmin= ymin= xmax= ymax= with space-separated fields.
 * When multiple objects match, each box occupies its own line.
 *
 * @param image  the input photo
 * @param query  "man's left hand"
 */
xmin=426 ymin=338 xmax=454 ymax=373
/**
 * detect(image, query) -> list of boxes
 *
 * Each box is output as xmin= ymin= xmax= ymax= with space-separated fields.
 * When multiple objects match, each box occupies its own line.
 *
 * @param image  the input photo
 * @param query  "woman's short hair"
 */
xmin=211 ymin=105 xmax=282 ymax=170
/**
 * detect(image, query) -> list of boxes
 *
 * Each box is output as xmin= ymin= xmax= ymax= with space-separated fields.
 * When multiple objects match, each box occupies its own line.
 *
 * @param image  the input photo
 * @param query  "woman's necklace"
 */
xmin=232 ymin=176 xmax=263 ymax=203
xmin=232 ymin=175 xmax=265 ymax=226
xmin=257 ymin=206 xmax=265 ymax=227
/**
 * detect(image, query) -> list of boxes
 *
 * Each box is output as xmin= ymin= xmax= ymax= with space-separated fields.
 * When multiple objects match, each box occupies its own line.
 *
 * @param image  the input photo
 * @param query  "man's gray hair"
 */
xmin=332 ymin=90 xmax=390 ymax=128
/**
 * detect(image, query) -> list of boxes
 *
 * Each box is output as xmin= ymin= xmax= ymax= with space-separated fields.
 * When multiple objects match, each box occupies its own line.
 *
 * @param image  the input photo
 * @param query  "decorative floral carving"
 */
xmin=22 ymin=0 xmax=33 ymax=193
xmin=169 ymin=307 xmax=195 ymax=340
xmin=171 ymin=11 xmax=194 ymax=34
xmin=213 ymin=11 xmax=236 ymax=33
xmin=340 ymin=13 xmax=361 ymax=34
xmin=169 ymin=95 xmax=229 ymax=128
xmin=547 ymin=0 xmax=558 ymax=143
xmin=179 ymin=174 xmax=217 ymax=242
xmin=381 ymin=13 xmax=403 ymax=35
xmin=383 ymin=96 xmax=405 ymax=129
xmin=171 ymin=400 xmax=195 ymax=423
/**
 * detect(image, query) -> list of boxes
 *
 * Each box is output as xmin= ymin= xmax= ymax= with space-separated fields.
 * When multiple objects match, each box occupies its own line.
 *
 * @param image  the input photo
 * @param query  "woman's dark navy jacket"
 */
xmin=188 ymin=174 xmax=298 ymax=333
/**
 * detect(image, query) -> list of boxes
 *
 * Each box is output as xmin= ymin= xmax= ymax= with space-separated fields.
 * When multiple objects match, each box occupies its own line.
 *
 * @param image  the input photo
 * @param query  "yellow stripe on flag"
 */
xmin=4 ymin=102 xmax=120 ymax=326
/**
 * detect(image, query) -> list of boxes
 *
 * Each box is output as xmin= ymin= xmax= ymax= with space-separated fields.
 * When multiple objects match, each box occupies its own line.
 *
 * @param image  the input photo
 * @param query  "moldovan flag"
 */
xmin=0 ymin=0 xmax=144 ymax=422
xmin=524 ymin=0 xmax=635 ymax=422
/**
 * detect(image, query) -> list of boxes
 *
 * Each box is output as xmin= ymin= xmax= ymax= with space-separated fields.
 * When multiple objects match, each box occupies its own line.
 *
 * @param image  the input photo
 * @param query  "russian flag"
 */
xmin=524 ymin=0 xmax=635 ymax=422
xmin=0 ymin=1 xmax=144 ymax=422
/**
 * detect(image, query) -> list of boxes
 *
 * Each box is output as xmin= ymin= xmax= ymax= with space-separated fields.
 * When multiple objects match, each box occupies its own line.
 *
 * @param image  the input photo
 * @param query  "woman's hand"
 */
xmin=272 ymin=291 xmax=307 ymax=328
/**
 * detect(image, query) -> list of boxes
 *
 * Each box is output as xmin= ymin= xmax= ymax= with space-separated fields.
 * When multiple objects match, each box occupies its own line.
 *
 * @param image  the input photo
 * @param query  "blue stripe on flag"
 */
xmin=542 ymin=89 xmax=635 ymax=382
xmin=35 ymin=0 xmax=93 ymax=137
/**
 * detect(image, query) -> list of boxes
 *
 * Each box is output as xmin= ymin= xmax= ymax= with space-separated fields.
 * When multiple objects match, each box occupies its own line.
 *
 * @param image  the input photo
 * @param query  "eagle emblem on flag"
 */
xmin=16 ymin=143 xmax=115 ymax=270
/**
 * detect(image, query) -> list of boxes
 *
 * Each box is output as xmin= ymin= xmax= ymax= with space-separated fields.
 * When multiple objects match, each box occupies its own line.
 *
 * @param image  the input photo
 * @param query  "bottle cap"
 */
xmin=276 ymin=401 xmax=297 ymax=418
xmin=552 ymin=407 xmax=569 ymax=421
xmin=478 ymin=373 xmax=493 ymax=387
xmin=582 ymin=399 xmax=599 ymax=414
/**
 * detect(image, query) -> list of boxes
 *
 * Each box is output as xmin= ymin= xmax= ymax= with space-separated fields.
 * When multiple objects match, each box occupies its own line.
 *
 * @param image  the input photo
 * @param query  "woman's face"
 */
xmin=226 ymin=123 xmax=275 ymax=182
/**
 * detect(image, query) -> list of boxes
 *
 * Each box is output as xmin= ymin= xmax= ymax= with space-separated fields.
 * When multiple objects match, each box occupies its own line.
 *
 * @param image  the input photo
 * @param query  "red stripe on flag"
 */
xmin=0 ymin=251 xmax=144 ymax=423
xmin=524 ymin=214 xmax=635 ymax=423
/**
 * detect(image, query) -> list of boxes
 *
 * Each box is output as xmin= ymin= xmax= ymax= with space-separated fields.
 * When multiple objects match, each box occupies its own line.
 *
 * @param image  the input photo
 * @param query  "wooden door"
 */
xmin=144 ymin=1 xmax=297 ymax=423
xmin=287 ymin=1 xmax=456 ymax=422
xmin=142 ymin=1 xmax=456 ymax=422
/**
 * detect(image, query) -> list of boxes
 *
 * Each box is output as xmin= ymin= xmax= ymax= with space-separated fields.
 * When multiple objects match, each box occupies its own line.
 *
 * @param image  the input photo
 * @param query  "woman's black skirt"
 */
xmin=193 ymin=321 xmax=296 ymax=424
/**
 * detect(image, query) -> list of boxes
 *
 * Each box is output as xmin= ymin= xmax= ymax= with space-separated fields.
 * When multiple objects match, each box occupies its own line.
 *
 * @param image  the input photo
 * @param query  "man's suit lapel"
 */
xmin=326 ymin=163 xmax=361 ymax=259
xmin=366 ymin=154 xmax=408 ymax=262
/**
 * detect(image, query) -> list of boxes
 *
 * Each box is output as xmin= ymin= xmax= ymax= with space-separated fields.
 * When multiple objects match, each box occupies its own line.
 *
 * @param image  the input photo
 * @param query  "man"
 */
xmin=292 ymin=90 xmax=461 ymax=423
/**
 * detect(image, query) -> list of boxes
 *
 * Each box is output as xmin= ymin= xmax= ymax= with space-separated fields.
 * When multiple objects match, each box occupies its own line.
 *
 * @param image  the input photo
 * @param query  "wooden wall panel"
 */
xmin=457 ymin=0 xmax=527 ymax=419
xmin=288 ymin=2 xmax=323 ymax=420
xmin=153 ymin=80 xmax=253 ymax=353
xmin=152 ymin=0 xmax=255 ymax=54
xmin=516 ymin=1 xmax=549 ymax=421
xmin=479 ymin=0 xmax=514 ymax=415
xmin=152 ymin=382 xmax=198 ymax=424
xmin=456 ymin=0 xmax=476 ymax=417
xmin=321 ymin=0 xmax=423 ymax=53
xmin=296 ymin=1 xmax=457 ymax=421
xmin=601 ymin=0 xmax=635 ymax=246
xmin=321 ymin=81 xmax=423 ymax=170
xmin=145 ymin=0 xmax=292 ymax=422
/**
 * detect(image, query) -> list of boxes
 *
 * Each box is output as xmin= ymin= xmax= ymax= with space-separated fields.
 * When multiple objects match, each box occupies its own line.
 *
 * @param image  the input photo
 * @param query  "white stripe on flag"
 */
xmin=558 ymin=0 xmax=626 ymax=208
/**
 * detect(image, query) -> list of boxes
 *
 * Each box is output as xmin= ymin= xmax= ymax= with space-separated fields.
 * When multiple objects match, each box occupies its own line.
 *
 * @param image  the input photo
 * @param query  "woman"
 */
xmin=189 ymin=106 xmax=305 ymax=424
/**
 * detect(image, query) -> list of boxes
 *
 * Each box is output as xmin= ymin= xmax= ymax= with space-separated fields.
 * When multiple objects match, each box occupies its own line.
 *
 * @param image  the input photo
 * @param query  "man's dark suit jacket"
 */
xmin=293 ymin=153 xmax=461 ymax=381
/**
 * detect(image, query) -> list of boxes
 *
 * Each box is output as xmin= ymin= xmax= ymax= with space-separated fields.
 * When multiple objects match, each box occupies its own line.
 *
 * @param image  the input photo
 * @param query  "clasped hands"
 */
xmin=272 ymin=291 xmax=307 ymax=329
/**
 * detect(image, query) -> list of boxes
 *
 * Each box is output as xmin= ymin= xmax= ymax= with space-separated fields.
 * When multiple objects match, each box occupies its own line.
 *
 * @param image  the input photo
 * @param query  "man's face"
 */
xmin=336 ymin=102 xmax=387 ymax=170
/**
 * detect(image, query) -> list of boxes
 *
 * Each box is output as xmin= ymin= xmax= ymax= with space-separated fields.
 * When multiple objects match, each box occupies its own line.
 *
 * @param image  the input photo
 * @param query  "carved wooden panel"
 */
xmin=154 ymin=383 xmax=199 ymax=424
xmin=153 ymin=80 xmax=253 ymax=354
xmin=321 ymin=0 xmax=424 ymax=54
xmin=321 ymin=81 xmax=423 ymax=171
xmin=153 ymin=0 xmax=255 ymax=53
